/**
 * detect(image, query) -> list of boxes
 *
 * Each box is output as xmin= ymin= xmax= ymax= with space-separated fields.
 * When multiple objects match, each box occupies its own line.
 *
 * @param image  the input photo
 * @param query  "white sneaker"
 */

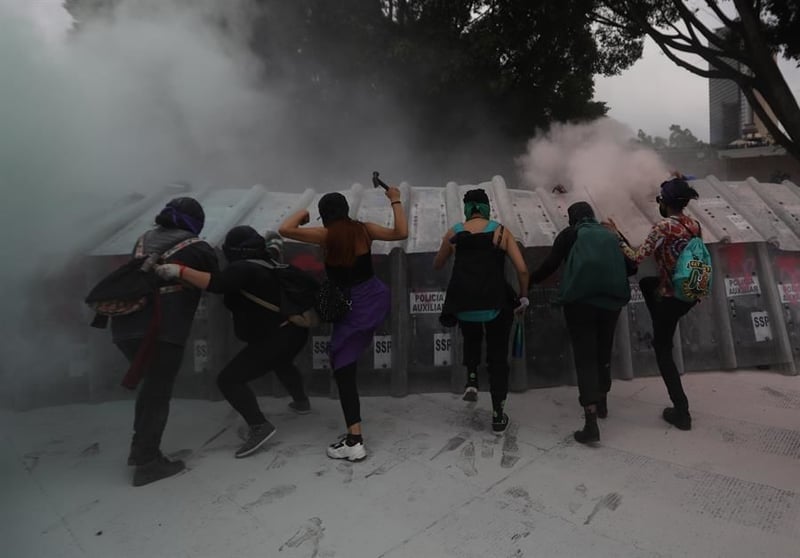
xmin=326 ymin=435 xmax=367 ymax=461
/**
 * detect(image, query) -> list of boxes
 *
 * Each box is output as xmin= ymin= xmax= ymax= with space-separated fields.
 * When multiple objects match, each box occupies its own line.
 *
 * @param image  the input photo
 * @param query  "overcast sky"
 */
xmin=14 ymin=0 xmax=800 ymax=143
xmin=594 ymin=21 xmax=800 ymax=143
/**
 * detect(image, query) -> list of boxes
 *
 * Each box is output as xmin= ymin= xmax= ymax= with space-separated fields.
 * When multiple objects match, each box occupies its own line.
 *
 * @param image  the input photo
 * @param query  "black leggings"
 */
xmin=217 ymin=326 xmax=309 ymax=425
xmin=116 ymin=340 xmax=185 ymax=465
xmin=563 ymin=303 xmax=621 ymax=407
xmin=334 ymin=362 xmax=361 ymax=427
xmin=640 ymin=276 xmax=695 ymax=413
xmin=458 ymin=309 xmax=514 ymax=412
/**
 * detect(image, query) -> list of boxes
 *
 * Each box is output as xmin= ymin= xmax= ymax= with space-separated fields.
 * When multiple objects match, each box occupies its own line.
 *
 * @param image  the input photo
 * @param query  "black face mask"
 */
xmin=658 ymin=202 xmax=669 ymax=218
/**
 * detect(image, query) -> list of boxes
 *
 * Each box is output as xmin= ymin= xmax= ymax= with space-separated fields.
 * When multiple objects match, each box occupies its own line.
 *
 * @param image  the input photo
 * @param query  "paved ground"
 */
xmin=2 ymin=370 xmax=799 ymax=558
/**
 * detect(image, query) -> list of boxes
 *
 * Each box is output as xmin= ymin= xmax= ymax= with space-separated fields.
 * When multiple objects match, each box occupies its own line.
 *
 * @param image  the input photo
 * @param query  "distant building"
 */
xmin=708 ymin=46 xmax=777 ymax=147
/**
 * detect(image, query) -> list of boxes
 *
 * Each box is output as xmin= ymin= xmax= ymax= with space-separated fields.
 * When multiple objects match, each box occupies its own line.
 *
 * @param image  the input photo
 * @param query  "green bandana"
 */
xmin=464 ymin=201 xmax=490 ymax=220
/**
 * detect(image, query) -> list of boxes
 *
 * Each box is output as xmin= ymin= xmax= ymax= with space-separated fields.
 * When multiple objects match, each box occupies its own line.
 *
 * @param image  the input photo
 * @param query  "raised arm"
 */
xmin=363 ymin=187 xmax=408 ymax=242
xmin=279 ymin=209 xmax=327 ymax=245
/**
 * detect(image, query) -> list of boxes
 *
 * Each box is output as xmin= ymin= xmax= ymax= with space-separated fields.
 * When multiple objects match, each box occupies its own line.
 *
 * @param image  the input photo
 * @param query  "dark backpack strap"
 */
xmin=494 ymin=224 xmax=505 ymax=249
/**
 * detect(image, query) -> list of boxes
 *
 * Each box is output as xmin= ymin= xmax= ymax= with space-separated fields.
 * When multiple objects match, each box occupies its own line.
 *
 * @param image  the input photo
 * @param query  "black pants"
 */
xmin=217 ymin=325 xmax=309 ymax=426
xmin=640 ymin=276 xmax=695 ymax=413
xmin=563 ymin=303 xmax=621 ymax=407
xmin=334 ymin=362 xmax=361 ymax=427
xmin=116 ymin=339 xmax=185 ymax=465
xmin=458 ymin=309 xmax=514 ymax=412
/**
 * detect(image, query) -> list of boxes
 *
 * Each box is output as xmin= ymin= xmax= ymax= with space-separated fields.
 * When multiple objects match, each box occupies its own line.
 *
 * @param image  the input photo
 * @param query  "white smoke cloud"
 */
xmin=516 ymin=118 xmax=671 ymax=219
xmin=0 ymin=0 xmax=307 ymax=407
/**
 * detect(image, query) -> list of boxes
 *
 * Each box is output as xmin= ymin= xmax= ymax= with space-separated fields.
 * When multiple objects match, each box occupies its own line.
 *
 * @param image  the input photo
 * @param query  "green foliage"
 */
xmin=66 ymin=0 xmax=646 ymax=148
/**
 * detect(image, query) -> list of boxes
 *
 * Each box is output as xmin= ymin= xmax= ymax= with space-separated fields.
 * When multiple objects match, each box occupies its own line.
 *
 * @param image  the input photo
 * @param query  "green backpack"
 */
xmin=672 ymin=222 xmax=712 ymax=303
xmin=560 ymin=220 xmax=631 ymax=310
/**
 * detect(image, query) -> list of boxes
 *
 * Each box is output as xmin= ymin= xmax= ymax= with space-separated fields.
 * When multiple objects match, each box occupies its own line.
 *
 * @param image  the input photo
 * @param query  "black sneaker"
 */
xmin=597 ymin=397 xmax=608 ymax=419
xmin=235 ymin=421 xmax=277 ymax=458
xmin=662 ymin=407 xmax=691 ymax=431
xmin=289 ymin=399 xmax=311 ymax=414
xmin=492 ymin=412 xmax=509 ymax=434
xmin=132 ymin=456 xmax=185 ymax=487
xmin=462 ymin=386 xmax=478 ymax=402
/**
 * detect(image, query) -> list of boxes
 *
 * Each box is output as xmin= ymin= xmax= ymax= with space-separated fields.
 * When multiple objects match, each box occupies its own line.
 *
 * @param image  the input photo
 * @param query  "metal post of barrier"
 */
xmin=709 ymin=244 xmax=738 ymax=370
xmin=755 ymin=243 xmax=797 ymax=374
xmin=444 ymin=181 xmax=464 ymax=393
xmin=390 ymin=247 xmax=410 ymax=397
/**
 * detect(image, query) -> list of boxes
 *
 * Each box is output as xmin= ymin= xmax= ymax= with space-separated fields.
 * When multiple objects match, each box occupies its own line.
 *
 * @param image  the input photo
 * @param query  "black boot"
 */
xmin=597 ymin=396 xmax=608 ymax=419
xmin=132 ymin=455 xmax=186 ymax=487
xmin=662 ymin=407 xmax=691 ymax=431
xmin=574 ymin=409 xmax=600 ymax=444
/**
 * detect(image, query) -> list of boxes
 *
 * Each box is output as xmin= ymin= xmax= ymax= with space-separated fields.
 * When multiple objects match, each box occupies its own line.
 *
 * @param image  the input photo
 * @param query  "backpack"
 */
xmin=244 ymin=260 xmax=321 ymax=328
xmin=672 ymin=221 xmax=712 ymax=303
xmin=314 ymin=279 xmax=352 ymax=323
xmin=85 ymin=236 xmax=201 ymax=323
xmin=560 ymin=220 xmax=631 ymax=309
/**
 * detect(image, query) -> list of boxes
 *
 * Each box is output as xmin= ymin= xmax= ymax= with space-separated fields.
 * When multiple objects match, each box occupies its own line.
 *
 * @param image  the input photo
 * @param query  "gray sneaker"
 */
xmin=235 ymin=421 xmax=277 ymax=458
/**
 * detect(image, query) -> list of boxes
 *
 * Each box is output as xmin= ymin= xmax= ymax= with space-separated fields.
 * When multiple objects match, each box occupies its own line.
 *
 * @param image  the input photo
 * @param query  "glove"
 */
xmin=514 ymin=296 xmax=530 ymax=314
xmin=155 ymin=263 xmax=184 ymax=280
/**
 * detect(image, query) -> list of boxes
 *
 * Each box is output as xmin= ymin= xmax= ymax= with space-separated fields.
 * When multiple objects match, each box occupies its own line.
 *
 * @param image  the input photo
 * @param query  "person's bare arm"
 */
xmin=279 ymin=209 xmax=327 ymax=245
xmin=502 ymin=229 xmax=530 ymax=295
xmin=363 ymin=187 xmax=408 ymax=241
xmin=433 ymin=229 xmax=455 ymax=270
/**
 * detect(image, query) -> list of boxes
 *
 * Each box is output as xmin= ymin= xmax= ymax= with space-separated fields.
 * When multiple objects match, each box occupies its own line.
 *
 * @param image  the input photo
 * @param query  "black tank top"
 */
xmin=325 ymin=252 xmax=373 ymax=287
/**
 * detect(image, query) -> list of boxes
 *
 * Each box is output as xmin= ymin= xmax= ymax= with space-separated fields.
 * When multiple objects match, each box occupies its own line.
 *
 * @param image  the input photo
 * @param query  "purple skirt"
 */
xmin=330 ymin=276 xmax=390 ymax=370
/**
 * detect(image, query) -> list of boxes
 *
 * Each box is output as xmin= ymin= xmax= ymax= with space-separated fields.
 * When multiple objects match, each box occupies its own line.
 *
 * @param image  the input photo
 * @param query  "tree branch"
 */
xmin=670 ymin=0 xmax=733 ymax=52
xmin=647 ymin=24 xmax=751 ymax=72
xmin=703 ymin=0 xmax=739 ymax=30
xmin=740 ymin=85 xmax=796 ymax=152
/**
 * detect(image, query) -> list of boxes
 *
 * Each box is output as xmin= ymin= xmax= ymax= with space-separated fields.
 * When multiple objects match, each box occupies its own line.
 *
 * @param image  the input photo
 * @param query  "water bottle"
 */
xmin=512 ymin=319 xmax=524 ymax=359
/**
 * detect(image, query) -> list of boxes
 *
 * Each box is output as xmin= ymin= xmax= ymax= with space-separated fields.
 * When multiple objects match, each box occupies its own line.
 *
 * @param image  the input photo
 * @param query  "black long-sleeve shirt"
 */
xmin=207 ymin=260 xmax=286 ymax=343
xmin=530 ymin=227 xmax=577 ymax=284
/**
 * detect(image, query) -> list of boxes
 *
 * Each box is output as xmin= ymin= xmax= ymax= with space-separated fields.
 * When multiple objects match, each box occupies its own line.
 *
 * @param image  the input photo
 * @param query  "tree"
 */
xmin=668 ymin=124 xmax=701 ymax=148
xmin=594 ymin=1 xmax=800 ymax=161
xmin=637 ymin=129 xmax=668 ymax=149
xmin=66 ymin=0 xmax=645 ymax=147
xmin=636 ymin=124 xmax=701 ymax=149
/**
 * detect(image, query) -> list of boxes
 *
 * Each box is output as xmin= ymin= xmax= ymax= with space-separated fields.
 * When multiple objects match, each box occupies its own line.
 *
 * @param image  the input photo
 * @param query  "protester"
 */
xmin=156 ymin=226 xmax=312 ymax=458
xmin=604 ymin=177 xmax=701 ymax=431
xmin=434 ymin=188 xmax=529 ymax=434
xmin=279 ymin=187 xmax=408 ymax=461
xmin=530 ymin=201 xmax=632 ymax=444
xmin=111 ymin=197 xmax=218 ymax=486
